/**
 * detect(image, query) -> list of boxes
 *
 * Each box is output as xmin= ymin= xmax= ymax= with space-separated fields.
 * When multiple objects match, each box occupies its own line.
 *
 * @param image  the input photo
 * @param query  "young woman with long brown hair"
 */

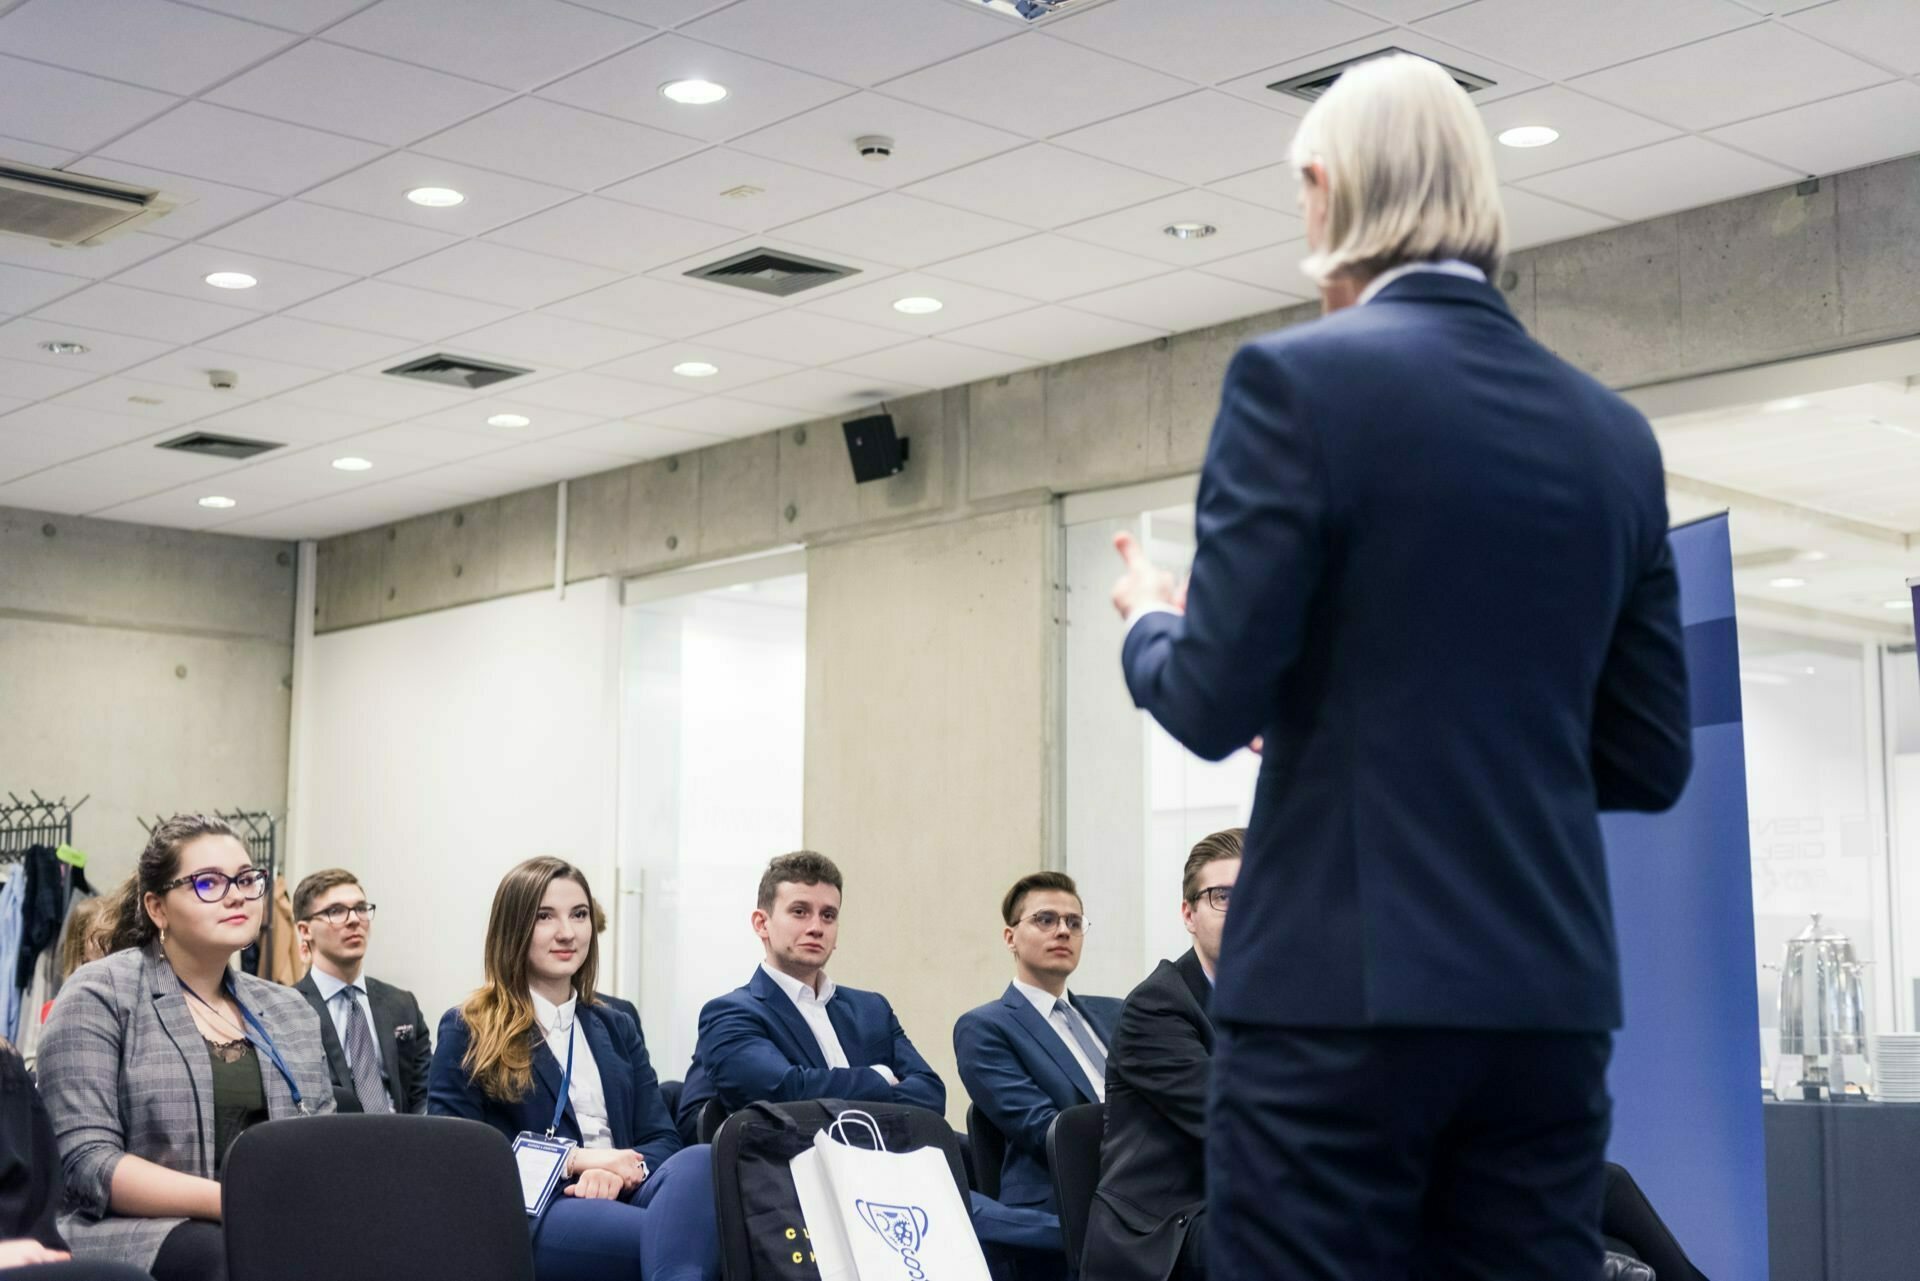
xmin=427 ymin=856 xmax=717 ymax=1281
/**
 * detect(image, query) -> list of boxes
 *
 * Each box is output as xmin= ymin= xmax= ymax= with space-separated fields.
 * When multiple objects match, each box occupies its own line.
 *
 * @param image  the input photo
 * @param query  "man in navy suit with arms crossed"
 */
xmin=1112 ymin=54 xmax=1693 ymax=1280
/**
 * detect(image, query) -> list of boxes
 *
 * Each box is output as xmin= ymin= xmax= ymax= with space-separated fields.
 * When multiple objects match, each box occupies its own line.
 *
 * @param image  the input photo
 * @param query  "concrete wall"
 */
xmin=0 ymin=506 xmax=295 ymax=886
xmin=800 ymin=505 xmax=1058 ymax=1123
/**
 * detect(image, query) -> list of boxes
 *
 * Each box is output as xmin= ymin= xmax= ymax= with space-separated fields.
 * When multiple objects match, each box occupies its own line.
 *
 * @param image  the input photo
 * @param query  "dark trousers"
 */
xmin=530 ymin=1145 xmax=719 ymax=1281
xmin=1208 ymin=1024 xmax=1612 ymax=1281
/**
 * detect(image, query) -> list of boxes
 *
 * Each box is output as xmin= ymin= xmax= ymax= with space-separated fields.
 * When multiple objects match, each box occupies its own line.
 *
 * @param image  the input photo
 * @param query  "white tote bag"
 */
xmin=791 ymin=1111 xmax=993 ymax=1281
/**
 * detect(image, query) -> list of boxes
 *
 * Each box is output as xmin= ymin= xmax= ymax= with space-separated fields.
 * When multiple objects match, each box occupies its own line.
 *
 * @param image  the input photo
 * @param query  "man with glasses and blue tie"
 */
xmin=954 ymin=872 xmax=1121 ymax=1215
xmin=292 ymin=869 xmax=432 ymax=1115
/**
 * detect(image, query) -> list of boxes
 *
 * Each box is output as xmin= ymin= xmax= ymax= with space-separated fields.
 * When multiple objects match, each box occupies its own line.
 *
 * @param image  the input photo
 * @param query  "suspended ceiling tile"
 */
xmin=629 ymin=395 xmax=807 ymax=438
xmin=31 ymin=282 xmax=255 ymax=345
xmin=884 ymin=34 xmax=1190 ymax=137
xmin=1476 ymin=86 xmax=1683 ymax=182
xmin=186 ymin=400 xmax=387 ymax=448
xmin=943 ymin=304 xmax=1167 ymax=364
xmin=98 ymin=103 xmax=386 ymax=196
xmin=1054 ymin=91 xmax=1302 ymax=187
xmin=302 ymin=152 xmax=577 ymax=238
xmin=1788 ymin=0 xmax=1920 ymax=75
xmin=122 ymin=345 xmax=327 ymax=401
xmin=1569 ymin=23 xmax=1889 ymax=132
xmin=399 ymin=396 xmax=609 ymax=440
xmin=1219 ymin=30 xmax=1546 ymax=113
xmin=771 ymin=192 xmax=1030 ymax=270
xmin=1056 ymin=189 xmax=1299 ymax=266
xmin=590 ymin=345 xmax=801 ymax=394
xmin=928 ymin=233 xmax=1168 ymax=302
xmin=274 ymin=373 xmax=472 ymax=422
xmin=0 ymin=56 xmax=176 ymax=152
xmin=547 ymin=418 xmax=723 ymax=461
xmin=540 ymin=273 xmax=780 ymax=339
xmin=1414 ymin=0 xmax=1759 ymax=81
xmin=1500 ymin=187 xmax=1619 ymax=249
xmin=446 ymin=312 xmax=663 ymax=371
xmin=0 ymin=263 xmax=88 ymax=315
xmin=0 ymin=230 xmax=171 ymax=280
xmin=483 ymin=196 xmax=740 ymax=274
xmin=324 ymin=0 xmax=652 ymax=90
xmin=599 ymin=148 xmax=879 ymax=234
xmin=108 ymin=242 xmax=357 ymax=313
xmin=49 ymin=375 xmax=252 ymax=427
xmin=0 ymin=134 xmax=76 ymax=169
xmin=1516 ymin=135 xmax=1798 ymax=222
xmin=0 ymin=355 xmax=100 ymax=399
xmin=286 ymin=281 xmax=520 ymax=343
xmin=1047 ymin=0 xmax=1385 ymax=85
xmin=335 ymin=421 xmax=528 ymax=461
xmin=539 ymin=32 xmax=854 ymax=143
xmin=205 ymin=41 xmax=511 ymax=146
xmin=505 ymin=371 xmax=703 ymax=418
xmin=730 ymin=367 xmax=925 ymax=415
xmin=0 ymin=0 xmax=293 ymax=95
xmin=378 ymin=242 xmax=626 ymax=311
xmin=201 ymin=315 xmax=418 ymax=373
xmin=202 ymin=202 xmax=463 ymax=277
xmin=795 ymin=272 xmax=1038 ymax=336
xmin=731 ymin=92 xmax=1025 ymax=188
xmin=1206 ymin=163 xmax=1301 ymax=213
xmin=62 ymin=160 xmax=279 ymax=242
xmin=903 ymin=144 xmax=1181 ymax=229
xmin=831 ymin=338 xmax=1039 ymax=387
xmin=1067 ymin=270 xmax=1296 ymax=331
xmin=0 ymin=317 xmax=178 ymax=375
xmin=681 ymin=0 xmax=1011 ymax=86
xmin=1708 ymin=82 xmax=1920 ymax=178
xmin=188 ymin=0 xmax=384 ymax=33
xmin=415 ymin=98 xmax=704 ymax=192
xmin=692 ymin=310 xmax=909 ymax=366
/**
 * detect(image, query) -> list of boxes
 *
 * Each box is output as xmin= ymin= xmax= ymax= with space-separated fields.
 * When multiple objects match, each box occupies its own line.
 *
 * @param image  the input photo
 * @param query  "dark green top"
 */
xmin=204 ymin=1037 xmax=268 ymax=1179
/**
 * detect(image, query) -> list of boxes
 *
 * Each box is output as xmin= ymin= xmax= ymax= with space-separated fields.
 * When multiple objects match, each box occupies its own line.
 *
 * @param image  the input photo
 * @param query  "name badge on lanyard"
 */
xmin=512 ymin=1019 xmax=577 ymax=1218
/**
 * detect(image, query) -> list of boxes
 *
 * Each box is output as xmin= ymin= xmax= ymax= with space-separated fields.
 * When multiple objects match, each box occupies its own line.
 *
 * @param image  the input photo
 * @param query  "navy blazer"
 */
xmin=1124 ymin=272 xmax=1691 ymax=1034
xmin=427 ymin=999 xmax=682 ymax=1177
xmin=953 ymin=986 xmax=1122 ymax=1209
xmin=683 ymin=967 xmax=945 ymax=1121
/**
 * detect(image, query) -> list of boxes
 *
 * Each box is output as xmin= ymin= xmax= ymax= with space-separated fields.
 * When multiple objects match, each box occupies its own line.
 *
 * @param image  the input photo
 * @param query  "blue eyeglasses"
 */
xmin=161 ymin=868 xmax=269 ymax=903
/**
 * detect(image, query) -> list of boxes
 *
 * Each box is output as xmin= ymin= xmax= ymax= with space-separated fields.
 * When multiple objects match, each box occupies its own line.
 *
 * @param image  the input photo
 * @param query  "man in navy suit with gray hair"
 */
xmin=1112 ymin=52 xmax=1692 ymax=1281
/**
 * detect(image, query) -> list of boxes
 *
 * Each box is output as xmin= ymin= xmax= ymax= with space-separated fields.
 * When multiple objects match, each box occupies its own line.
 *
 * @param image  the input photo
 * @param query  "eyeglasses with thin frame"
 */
xmin=1190 ymin=886 xmax=1232 ymax=912
xmin=1020 ymin=910 xmax=1089 ymax=935
xmin=162 ymin=868 xmax=270 ymax=904
xmin=304 ymin=902 xmax=378 ymax=926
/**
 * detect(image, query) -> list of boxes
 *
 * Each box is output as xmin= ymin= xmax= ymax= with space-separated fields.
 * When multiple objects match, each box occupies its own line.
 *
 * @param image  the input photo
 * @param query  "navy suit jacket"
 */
xmin=953 ymin=985 xmax=1122 ymax=1209
xmin=427 ymin=999 xmax=683 ymax=1177
xmin=681 ymin=967 xmax=945 ymax=1123
xmin=1123 ymin=272 xmax=1691 ymax=1034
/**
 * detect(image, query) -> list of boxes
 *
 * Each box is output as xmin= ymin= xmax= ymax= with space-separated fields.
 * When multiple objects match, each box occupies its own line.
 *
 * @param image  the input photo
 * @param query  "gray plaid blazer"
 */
xmin=37 ymin=943 xmax=334 ymax=1269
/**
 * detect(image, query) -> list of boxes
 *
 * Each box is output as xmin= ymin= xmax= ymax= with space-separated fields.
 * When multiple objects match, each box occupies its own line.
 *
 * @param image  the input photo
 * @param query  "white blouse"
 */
xmin=530 ymin=990 xmax=613 ymax=1149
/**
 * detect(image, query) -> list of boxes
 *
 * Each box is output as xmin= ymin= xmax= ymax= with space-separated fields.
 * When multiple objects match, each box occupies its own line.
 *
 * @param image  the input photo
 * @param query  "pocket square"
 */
xmin=394 ymin=1023 xmax=418 ymax=1040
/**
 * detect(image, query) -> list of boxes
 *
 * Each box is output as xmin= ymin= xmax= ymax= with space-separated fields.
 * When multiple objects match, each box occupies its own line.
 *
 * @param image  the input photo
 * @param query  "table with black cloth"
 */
xmin=1765 ymin=1098 xmax=1920 ymax=1280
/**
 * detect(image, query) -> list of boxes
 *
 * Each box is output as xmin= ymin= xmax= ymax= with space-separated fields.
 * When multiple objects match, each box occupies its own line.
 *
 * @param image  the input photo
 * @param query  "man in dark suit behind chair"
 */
xmin=954 ymin=870 xmax=1122 ymax=1212
xmin=1082 ymin=831 xmax=1239 ymax=1281
xmin=1111 ymin=54 xmax=1693 ymax=1280
xmin=292 ymin=868 xmax=431 ymax=1114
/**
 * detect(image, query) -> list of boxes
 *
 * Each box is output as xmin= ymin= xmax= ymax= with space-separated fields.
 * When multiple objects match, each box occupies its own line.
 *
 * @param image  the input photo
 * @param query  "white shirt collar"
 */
xmin=310 ymin=966 xmax=365 ymax=1002
xmin=530 ymin=988 xmax=578 ymax=1032
xmin=762 ymin=961 xmax=835 ymax=1005
xmin=1012 ymin=978 xmax=1071 ymax=1019
xmin=1358 ymin=259 xmax=1488 ymax=306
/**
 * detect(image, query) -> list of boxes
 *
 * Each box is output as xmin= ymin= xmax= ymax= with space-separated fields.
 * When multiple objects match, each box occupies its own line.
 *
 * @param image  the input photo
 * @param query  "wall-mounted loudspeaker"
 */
xmin=842 ymin=413 xmax=909 ymax=484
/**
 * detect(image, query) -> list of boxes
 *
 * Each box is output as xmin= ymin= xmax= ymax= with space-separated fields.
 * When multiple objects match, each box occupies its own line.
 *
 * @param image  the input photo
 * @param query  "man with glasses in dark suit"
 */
xmin=292 ymin=869 xmax=431 ymax=1114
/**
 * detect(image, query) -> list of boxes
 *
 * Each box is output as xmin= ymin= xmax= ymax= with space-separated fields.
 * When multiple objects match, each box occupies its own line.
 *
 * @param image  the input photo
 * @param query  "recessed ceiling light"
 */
xmin=1887 ymin=599 xmax=1913 ymax=610
xmin=661 ymin=78 xmax=728 ymax=105
xmin=1763 ymin=397 xmax=1810 ymax=414
xmin=1794 ymin=549 xmax=1828 ymax=562
xmin=198 ymin=495 xmax=237 ymax=509
xmin=332 ymin=456 xmax=373 ymax=471
xmin=1497 ymin=125 xmax=1560 ymax=149
xmin=39 ymin=340 xmax=88 ymax=355
xmin=406 ymin=186 xmax=465 ymax=208
xmin=893 ymin=296 xmax=944 ymax=315
xmin=1164 ymin=222 xmax=1217 ymax=240
xmin=486 ymin=412 xmax=532 ymax=428
xmin=673 ymin=361 xmax=720 ymax=378
xmin=1769 ymin=576 xmax=1807 ymax=589
xmin=203 ymin=271 xmax=257 ymax=290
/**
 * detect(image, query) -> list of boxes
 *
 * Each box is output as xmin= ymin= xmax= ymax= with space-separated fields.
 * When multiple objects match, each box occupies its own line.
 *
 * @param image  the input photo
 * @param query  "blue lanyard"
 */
xmin=547 ymin=1019 xmax=575 ymax=1139
xmin=180 ymin=975 xmax=304 ymax=1108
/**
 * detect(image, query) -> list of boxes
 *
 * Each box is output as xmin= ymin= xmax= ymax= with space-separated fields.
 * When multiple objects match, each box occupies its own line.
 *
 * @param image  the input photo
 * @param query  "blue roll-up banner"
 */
xmin=1602 ymin=512 xmax=1767 ymax=1281
xmin=1912 ymin=578 xmax=1919 ymax=676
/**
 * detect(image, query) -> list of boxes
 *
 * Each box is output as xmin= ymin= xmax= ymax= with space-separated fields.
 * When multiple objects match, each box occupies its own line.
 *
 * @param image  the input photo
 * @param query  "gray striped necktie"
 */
xmin=339 ymin=989 xmax=391 ymax=1114
xmin=1054 ymin=997 xmax=1107 ymax=1078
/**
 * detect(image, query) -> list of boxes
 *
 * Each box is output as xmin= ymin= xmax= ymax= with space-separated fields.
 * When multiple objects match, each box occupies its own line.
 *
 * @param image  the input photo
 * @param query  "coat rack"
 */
xmin=0 ymin=793 xmax=88 ymax=860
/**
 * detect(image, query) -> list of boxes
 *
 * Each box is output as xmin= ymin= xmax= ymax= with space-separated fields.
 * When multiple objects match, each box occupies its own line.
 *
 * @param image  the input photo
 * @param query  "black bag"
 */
xmin=712 ymin=1099 xmax=971 ymax=1281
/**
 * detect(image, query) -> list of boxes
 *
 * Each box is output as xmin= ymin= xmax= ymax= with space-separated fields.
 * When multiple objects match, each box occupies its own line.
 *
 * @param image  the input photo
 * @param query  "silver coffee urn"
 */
xmin=1774 ymin=913 xmax=1872 ymax=1101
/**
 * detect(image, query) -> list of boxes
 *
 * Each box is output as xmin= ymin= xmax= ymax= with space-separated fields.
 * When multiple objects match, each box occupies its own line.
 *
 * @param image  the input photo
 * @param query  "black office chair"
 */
xmin=966 ymin=1102 xmax=1007 ymax=1199
xmin=224 ymin=1114 xmax=533 ymax=1281
xmin=698 ymin=1096 xmax=731 ymax=1144
xmin=658 ymin=1078 xmax=683 ymax=1124
xmin=1046 ymin=1103 xmax=1105 ymax=1266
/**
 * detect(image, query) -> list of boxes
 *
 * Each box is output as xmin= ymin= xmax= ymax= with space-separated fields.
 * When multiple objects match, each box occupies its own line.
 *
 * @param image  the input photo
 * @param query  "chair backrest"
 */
xmin=658 ymin=1078 xmax=683 ymax=1122
xmin=699 ymin=1096 xmax=731 ymax=1144
xmin=1046 ymin=1103 xmax=1106 ymax=1266
xmin=966 ymin=1102 xmax=1006 ymax=1199
xmin=712 ymin=1099 xmax=971 ymax=1281
xmin=224 ymin=1115 xmax=533 ymax=1281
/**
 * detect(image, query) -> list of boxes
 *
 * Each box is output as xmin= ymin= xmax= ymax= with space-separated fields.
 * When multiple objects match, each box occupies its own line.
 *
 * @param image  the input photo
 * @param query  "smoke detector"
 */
xmin=855 ymin=135 xmax=895 ymax=162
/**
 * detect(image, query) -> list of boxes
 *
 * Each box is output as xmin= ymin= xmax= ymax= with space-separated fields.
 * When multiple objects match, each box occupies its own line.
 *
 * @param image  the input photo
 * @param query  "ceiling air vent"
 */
xmin=382 ymin=353 xmax=534 ymax=390
xmin=1268 ymin=48 xmax=1496 ymax=104
xmin=685 ymin=248 xmax=859 ymax=298
xmin=0 ymin=160 xmax=177 ymax=246
xmin=157 ymin=432 xmax=282 ymax=461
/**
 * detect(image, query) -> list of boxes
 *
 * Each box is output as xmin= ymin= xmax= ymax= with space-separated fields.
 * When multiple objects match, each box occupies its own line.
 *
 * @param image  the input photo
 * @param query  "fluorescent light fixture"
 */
xmin=661 ymin=79 xmax=728 ymax=105
xmin=1762 ymin=397 xmax=1810 ymax=413
xmin=1164 ymin=222 xmax=1217 ymax=240
xmin=1497 ymin=126 xmax=1559 ymax=148
xmin=1739 ymin=669 xmax=1790 ymax=686
xmin=673 ymin=361 xmax=720 ymax=378
xmin=332 ymin=456 xmax=373 ymax=471
xmin=486 ymin=412 xmax=532 ymax=428
xmin=197 ymin=495 xmax=237 ymax=509
xmin=203 ymin=271 xmax=257 ymax=290
xmin=1794 ymin=550 xmax=1828 ymax=562
xmin=406 ymin=186 xmax=465 ymax=207
xmin=38 ymin=340 xmax=88 ymax=355
xmin=892 ymin=296 xmax=944 ymax=315
xmin=1887 ymin=599 xmax=1912 ymax=610
xmin=1769 ymin=576 xmax=1807 ymax=588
